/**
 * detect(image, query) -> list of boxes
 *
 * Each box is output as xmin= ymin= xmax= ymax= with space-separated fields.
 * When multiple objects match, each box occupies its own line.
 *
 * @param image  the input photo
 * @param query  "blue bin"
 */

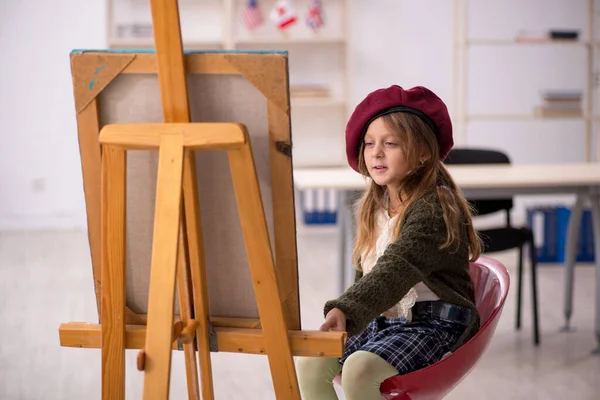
xmin=526 ymin=206 xmax=595 ymax=264
xmin=301 ymin=189 xmax=338 ymax=225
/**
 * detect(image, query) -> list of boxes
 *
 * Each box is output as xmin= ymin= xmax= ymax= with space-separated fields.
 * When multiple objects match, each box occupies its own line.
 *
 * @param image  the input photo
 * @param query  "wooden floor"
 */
xmin=0 ymin=228 xmax=599 ymax=399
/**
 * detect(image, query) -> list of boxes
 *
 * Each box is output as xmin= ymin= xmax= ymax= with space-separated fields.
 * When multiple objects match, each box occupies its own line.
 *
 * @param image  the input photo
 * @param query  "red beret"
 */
xmin=345 ymin=85 xmax=453 ymax=173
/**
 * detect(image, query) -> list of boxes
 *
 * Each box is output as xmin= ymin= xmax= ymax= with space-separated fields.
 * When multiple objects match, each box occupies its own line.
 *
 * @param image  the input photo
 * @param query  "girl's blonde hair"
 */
xmin=352 ymin=112 xmax=482 ymax=268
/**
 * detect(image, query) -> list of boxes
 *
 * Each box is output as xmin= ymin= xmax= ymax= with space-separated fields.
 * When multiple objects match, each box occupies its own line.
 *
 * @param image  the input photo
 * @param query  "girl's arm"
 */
xmin=323 ymin=198 xmax=448 ymax=336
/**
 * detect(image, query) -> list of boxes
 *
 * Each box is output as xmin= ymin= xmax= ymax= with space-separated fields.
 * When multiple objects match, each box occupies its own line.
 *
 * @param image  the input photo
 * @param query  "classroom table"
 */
xmin=293 ymin=162 xmax=600 ymax=352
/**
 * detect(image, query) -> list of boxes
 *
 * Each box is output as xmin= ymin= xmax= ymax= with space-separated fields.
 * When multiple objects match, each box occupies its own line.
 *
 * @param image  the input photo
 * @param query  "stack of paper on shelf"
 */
xmin=534 ymin=89 xmax=583 ymax=118
xmin=290 ymin=84 xmax=330 ymax=98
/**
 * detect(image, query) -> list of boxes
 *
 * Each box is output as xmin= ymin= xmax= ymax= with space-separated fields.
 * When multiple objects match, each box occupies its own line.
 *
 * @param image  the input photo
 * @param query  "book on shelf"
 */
xmin=535 ymin=89 xmax=583 ymax=117
xmin=290 ymin=84 xmax=331 ymax=98
xmin=549 ymin=30 xmax=580 ymax=40
xmin=540 ymin=89 xmax=583 ymax=100
xmin=533 ymin=107 xmax=582 ymax=118
xmin=515 ymin=29 xmax=580 ymax=43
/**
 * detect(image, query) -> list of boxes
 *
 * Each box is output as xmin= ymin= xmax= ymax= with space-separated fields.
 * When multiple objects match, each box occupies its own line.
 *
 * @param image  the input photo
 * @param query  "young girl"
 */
xmin=296 ymin=85 xmax=482 ymax=400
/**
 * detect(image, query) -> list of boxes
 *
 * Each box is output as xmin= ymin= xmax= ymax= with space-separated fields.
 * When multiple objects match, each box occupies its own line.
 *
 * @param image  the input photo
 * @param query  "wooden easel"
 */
xmin=59 ymin=1 xmax=346 ymax=399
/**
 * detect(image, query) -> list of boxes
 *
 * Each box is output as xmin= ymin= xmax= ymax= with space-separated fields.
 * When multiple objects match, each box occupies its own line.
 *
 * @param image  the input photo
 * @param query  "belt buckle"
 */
xmin=437 ymin=302 xmax=470 ymax=325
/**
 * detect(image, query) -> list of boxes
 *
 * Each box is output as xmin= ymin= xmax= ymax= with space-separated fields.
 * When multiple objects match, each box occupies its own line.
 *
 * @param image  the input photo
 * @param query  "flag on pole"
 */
xmin=306 ymin=0 xmax=324 ymax=32
xmin=241 ymin=0 xmax=263 ymax=30
xmin=270 ymin=0 xmax=298 ymax=30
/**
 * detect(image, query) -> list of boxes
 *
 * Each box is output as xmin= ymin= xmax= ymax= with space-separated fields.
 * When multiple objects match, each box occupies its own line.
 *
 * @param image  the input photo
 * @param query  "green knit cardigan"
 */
xmin=323 ymin=191 xmax=480 ymax=351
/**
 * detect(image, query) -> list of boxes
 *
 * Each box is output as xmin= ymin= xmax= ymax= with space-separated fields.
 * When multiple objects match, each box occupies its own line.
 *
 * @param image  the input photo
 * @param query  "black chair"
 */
xmin=444 ymin=148 xmax=540 ymax=345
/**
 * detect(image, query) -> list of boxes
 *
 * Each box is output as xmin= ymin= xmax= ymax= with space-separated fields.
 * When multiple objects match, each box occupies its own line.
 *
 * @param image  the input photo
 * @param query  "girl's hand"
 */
xmin=320 ymin=308 xmax=347 ymax=332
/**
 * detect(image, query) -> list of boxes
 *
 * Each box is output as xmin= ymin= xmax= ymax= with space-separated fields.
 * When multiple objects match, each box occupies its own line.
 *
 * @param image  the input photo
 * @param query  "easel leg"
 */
xmin=101 ymin=146 xmax=127 ymax=400
xmin=228 ymin=140 xmax=301 ymax=400
xmin=182 ymin=149 xmax=216 ymax=400
xmin=143 ymin=134 xmax=185 ymax=400
xmin=176 ymin=221 xmax=201 ymax=399
xmin=148 ymin=0 xmax=217 ymax=394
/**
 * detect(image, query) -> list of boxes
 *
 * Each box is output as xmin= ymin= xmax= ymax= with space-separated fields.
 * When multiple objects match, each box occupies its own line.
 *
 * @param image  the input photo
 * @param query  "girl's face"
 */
xmin=362 ymin=117 xmax=409 ymax=194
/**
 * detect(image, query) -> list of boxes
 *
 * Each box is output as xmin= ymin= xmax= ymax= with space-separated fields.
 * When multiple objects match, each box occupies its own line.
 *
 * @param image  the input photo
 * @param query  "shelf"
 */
xmin=108 ymin=37 xmax=346 ymax=49
xmin=464 ymin=39 xmax=591 ymax=47
xmin=291 ymin=97 xmax=345 ymax=107
xmin=109 ymin=37 xmax=346 ymax=50
xmin=108 ymin=39 xmax=224 ymax=49
xmin=466 ymin=114 xmax=595 ymax=121
xmin=234 ymin=37 xmax=346 ymax=45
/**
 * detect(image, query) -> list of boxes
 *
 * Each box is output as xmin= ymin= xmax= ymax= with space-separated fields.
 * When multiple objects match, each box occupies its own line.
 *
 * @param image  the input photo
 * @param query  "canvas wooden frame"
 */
xmin=70 ymin=49 xmax=300 ymax=330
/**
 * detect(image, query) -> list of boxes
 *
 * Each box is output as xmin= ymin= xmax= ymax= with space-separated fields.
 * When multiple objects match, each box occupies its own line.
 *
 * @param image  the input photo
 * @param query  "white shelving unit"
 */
xmin=107 ymin=0 xmax=350 ymax=168
xmin=452 ymin=0 xmax=599 ymax=163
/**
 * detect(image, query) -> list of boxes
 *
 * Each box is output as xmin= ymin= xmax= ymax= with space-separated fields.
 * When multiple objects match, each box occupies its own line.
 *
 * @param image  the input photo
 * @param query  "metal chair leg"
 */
xmin=529 ymin=238 xmax=540 ymax=345
xmin=516 ymin=245 xmax=524 ymax=330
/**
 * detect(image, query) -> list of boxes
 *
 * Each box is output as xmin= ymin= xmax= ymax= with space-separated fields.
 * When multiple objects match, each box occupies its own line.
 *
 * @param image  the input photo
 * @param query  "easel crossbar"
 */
xmin=59 ymin=322 xmax=346 ymax=358
xmin=99 ymin=123 xmax=247 ymax=150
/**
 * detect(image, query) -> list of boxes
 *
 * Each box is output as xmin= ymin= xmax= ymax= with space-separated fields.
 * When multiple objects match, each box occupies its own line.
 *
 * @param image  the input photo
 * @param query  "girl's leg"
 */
xmin=341 ymin=351 xmax=399 ymax=400
xmin=296 ymin=356 xmax=343 ymax=400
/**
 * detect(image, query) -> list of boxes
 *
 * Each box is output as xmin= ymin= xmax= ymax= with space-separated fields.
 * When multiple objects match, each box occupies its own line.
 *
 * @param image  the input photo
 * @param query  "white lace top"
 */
xmin=360 ymin=209 xmax=440 ymax=320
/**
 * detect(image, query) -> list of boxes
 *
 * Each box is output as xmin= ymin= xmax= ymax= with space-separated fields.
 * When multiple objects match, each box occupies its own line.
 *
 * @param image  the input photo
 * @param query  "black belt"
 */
xmin=411 ymin=301 xmax=473 ymax=326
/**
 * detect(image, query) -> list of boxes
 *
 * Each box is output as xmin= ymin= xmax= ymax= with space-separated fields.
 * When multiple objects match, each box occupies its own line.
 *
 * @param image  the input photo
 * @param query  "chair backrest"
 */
xmin=378 ymin=256 xmax=510 ymax=400
xmin=470 ymin=256 xmax=507 ymax=323
xmin=444 ymin=148 xmax=513 ymax=217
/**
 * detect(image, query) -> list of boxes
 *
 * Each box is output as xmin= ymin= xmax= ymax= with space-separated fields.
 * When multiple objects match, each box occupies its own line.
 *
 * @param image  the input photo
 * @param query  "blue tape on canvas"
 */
xmin=71 ymin=49 xmax=287 ymax=55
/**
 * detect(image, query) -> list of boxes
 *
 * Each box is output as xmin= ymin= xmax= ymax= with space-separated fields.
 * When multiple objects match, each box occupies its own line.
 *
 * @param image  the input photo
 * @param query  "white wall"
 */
xmin=347 ymin=0 xmax=455 ymax=111
xmin=0 ymin=0 xmax=592 ymax=231
xmin=0 ymin=0 xmax=107 ymax=230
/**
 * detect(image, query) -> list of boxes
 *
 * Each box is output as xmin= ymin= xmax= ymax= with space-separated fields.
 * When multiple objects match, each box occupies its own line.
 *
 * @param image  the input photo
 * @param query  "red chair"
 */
xmin=333 ymin=256 xmax=510 ymax=400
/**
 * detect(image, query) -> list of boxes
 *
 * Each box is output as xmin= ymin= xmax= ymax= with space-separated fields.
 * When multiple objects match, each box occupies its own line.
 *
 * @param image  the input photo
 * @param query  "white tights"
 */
xmin=296 ymin=351 xmax=399 ymax=400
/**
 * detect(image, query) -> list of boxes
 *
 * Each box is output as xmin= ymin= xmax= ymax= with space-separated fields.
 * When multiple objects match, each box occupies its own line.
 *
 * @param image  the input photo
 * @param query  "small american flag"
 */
xmin=241 ymin=0 xmax=263 ymax=30
xmin=306 ymin=0 xmax=324 ymax=31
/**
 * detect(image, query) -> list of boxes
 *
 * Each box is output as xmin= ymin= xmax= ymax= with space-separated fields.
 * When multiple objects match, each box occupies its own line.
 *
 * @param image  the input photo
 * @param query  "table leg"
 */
xmin=338 ymin=189 xmax=361 ymax=293
xmin=562 ymin=194 xmax=584 ymax=331
xmin=588 ymin=192 xmax=600 ymax=354
xmin=344 ymin=191 xmax=360 ymax=290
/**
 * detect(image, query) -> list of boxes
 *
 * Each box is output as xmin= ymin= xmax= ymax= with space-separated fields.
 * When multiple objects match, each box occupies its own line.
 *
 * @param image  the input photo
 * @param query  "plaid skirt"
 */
xmin=339 ymin=301 xmax=470 ymax=375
